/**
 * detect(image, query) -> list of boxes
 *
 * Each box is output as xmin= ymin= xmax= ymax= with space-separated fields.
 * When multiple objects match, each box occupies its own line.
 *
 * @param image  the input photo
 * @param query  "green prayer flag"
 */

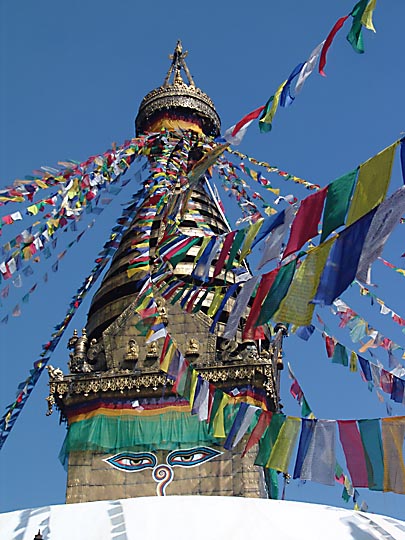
xmin=209 ymin=389 xmax=224 ymax=433
xmin=332 ymin=343 xmax=349 ymax=366
xmin=254 ymin=414 xmax=286 ymax=467
xmin=225 ymin=228 xmax=246 ymax=272
xmin=301 ymin=397 xmax=312 ymax=418
xmin=182 ymin=366 xmax=193 ymax=401
xmin=342 ymin=485 xmax=351 ymax=502
xmin=347 ymin=0 xmax=369 ymax=53
xmin=320 ymin=169 xmax=358 ymax=242
xmin=264 ymin=468 xmax=279 ymax=499
xmin=255 ymin=259 xmax=297 ymax=326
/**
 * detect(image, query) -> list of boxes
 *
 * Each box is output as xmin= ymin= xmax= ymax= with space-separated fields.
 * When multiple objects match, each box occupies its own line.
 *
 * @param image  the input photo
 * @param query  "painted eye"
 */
xmin=167 ymin=446 xmax=222 ymax=468
xmin=104 ymin=452 xmax=157 ymax=472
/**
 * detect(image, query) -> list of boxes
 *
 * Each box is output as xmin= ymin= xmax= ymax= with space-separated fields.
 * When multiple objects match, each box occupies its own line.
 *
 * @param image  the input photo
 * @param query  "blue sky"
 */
xmin=0 ymin=0 xmax=404 ymax=520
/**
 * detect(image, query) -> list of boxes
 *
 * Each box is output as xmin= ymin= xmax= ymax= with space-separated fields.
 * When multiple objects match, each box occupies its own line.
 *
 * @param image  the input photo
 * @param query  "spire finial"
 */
xmin=163 ymin=40 xmax=195 ymax=87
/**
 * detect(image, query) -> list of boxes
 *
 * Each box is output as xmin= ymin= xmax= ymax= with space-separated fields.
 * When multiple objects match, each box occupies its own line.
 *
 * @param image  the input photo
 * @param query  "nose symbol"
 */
xmin=152 ymin=464 xmax=173 ymax=496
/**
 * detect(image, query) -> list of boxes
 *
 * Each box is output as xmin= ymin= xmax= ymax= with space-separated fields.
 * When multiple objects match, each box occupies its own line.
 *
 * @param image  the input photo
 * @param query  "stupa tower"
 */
xmin=47 ymin=42 xmax=284 ymax=503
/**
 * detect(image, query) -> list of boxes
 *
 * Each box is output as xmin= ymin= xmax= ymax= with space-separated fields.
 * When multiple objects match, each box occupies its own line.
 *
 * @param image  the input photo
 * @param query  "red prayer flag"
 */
xmin=319 ymin=15 xmax=350 ymax=76
xmin=213 ymin=231 xmax=237 ymax=279
xmin=337 ymin=420 xmax=368 ymax=488
xmin=242 ymin=410 xmax=272 ymax=457
xmin=325 ymin=335 xmax=335 ymax=358
xmin=242 ymin=268 xmax=279 ymax=340
xmin=282 ymin=187 xmax=328 ymax=260
xmin=231 ymin=105 xmax=266 ymax=137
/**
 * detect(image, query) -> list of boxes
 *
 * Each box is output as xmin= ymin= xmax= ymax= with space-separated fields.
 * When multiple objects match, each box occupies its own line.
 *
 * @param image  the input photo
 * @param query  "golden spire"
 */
xmin=163 ymin=40 xmax=195 ymax=87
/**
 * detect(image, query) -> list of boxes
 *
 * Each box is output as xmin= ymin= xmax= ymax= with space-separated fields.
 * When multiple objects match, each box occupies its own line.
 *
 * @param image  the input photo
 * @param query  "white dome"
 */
xmin=1 ymin=496 xmax=404 ymax=540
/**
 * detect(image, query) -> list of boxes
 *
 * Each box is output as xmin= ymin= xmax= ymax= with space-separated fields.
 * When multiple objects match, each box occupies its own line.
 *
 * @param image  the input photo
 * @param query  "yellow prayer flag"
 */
xmin=346 ymin=142 xmax=398 ymax=226
xmin=127 ymin=266 xmax=148 ymax=278
xmin=361 ymin=0 xmax=377 ymax=32
xmin=189 ymin=369 xmax=199 ymax=406
xmin=382 ymin=417 xmax=405 ymax=494
xmin=193 ymin=236 xmax=211 ymax=265
xmin=160 ymin=340 xmax=175 ymax=373
xmin=274 ymin=237 xmax=336 ymax=326
xmin=259 ymin=80 xmax=288 ymax=126
xmin=240 ymin=219 xmax=264 ymax=260
xmin=27 ymin=204 xmax=39 ymax=216
xmin=207 ymin=287 xmax=224 ymax=317
xmin=212 ymin=393 xmax=231 ymax=438
xmin=266 ymin=416 xmax=301 ymax=473
xmin=349 ymin=351 xmax=358 ymax=372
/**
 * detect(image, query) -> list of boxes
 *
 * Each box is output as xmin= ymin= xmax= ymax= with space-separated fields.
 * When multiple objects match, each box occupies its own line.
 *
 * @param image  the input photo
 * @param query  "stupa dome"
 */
xmin=135 ymin=41 xmax=221 ymax=137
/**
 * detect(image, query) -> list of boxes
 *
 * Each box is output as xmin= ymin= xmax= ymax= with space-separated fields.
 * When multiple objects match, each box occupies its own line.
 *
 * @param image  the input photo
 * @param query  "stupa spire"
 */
xmin=163 ymin=40 xmax=195 ymax=87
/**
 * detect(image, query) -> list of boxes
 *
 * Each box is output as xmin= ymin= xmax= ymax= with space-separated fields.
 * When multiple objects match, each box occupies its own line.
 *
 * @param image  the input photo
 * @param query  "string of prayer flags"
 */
xmin=346 ymin=141 xmax=398 ymax=226
xmin=313 ymin=207 xmax=376 ymax=306
xmin=282 ymin=187 xmax=327 ymax=260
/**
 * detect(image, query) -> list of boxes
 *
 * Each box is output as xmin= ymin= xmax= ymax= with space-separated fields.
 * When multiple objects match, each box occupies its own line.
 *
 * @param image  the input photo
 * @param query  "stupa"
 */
xmin=46 ymin=41 xmax=285 ymax=503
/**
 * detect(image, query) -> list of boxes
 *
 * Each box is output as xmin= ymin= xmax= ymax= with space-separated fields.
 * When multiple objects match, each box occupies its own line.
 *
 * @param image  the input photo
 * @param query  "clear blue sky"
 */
xmin=0 ymin=0 xmax=404 ymax=520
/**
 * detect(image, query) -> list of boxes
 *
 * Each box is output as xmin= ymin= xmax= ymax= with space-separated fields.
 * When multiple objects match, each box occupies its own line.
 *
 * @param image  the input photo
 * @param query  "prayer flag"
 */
xmin=332 ymin=343 xmax=349 ymax=367
xmin=313 ymin=207 xmax=377 ymax=306
xmin=240 ymin=219 xmax=264 ymax=260
xmin=361 ymin=0 xmax=377 ymax=32
xmin=231 ymin=105 xmax=266 ymax=137
xmin=266 ymin=416 xmax=301 ymax=473
xmin=224 ymin=402 xmax=250 ymax=450
xmin=280 ymin=63 xmax=306 ymax=107
xmin=297 ymin=419 xmax=336 ymax=485
xmin=255 ymin=414 xmax=286 ymax=467
xmin=259 ymin=80 xmax=287 ymax=132
xmin=251 ymin=210 xmax=286 ymax=250
xmin=242 ymin=410 xmax=272 ymax=457
xmin=213 ymin=231 xmax=236 ymax=278
xmin=232 ymin=405 xmax=259 ymax=448
xmin=347 ymin=0 xmax=369 ymax=54
xmin=356 ymin=186 xmax=405 ymax=283
xmin=346 ymin=142 xmax=398 ymax=226
xmin=257 ymin=206 xmax=295 ymax=269
xmin=282 ymin=188 xmax=327 ymax=260
xmin=382 ymin=417 xmax=405 ymax=494
xmin=338 ymin=420 xmax=369 ymax=487
xmin=293 ymin=418 xmax=317 ymax=479
xmin=295 ymin=41 xmax=325 ymax=94
xmin=358 ymin=418 xmax=384 ymax=491
xmin=319 ymin=16 xmax=350 ymax=76
xmin=242 ymin=269 xmax=279 ymax=340
xmin=274 ymin=238 xmax=336 ymax=326
xmin=223 ymin=276 xmax=259 ymax=340
xmin=255 ymin=258 xmax=297 ymax=327
xmin=320 ymin=169 xmax=357 ymax=242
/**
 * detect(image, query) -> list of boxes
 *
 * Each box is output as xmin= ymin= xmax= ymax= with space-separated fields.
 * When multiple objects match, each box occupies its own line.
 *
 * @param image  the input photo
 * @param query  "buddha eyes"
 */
xmin=105 ymin=446 xmax=221 ymax=472
xmin=167 ymin=447 xmax=221 ymax=468
xmin=105 ymin=452 xmax=157 ymax=471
